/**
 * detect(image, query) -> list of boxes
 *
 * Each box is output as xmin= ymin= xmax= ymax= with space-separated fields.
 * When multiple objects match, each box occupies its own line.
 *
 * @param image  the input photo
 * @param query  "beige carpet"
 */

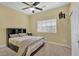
xmin=34 ymin=42 xmax=71 ymax=56
xmin=0 ymin=47 xmax=16 ymax=56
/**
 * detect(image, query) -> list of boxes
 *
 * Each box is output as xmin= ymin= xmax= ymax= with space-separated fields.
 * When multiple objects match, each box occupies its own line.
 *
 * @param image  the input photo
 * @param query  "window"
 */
xmin=37 ymin=19 xmax=57 ymax=33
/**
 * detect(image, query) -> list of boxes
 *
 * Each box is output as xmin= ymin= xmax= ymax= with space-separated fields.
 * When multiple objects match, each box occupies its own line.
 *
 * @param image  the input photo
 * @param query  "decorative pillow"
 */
xmin=19 ymin=33 xmax=27 ymax=37
xmin=9 ymin=34 xmax=19 ymax=38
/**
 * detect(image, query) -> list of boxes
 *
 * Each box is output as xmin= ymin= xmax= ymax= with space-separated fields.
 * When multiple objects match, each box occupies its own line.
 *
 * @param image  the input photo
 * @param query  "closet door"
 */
xmin=71 ymin=3 xmax=79 ymax=56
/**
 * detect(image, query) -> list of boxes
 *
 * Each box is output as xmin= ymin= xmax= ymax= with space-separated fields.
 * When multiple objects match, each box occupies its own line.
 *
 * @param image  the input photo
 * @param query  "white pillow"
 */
xmin=19 ymin=33 xmax=27 ymax=37
xmin=9 ymin=34 xmax=19 ymax=38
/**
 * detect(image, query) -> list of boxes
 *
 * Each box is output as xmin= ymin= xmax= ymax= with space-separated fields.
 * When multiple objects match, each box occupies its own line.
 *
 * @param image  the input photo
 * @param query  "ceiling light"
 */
xmin=29 ymin=8 xmax=35 ymax=11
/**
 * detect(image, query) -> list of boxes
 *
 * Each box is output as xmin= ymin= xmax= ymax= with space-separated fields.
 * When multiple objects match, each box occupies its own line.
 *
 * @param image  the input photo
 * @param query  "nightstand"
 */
xmin=27 ymin=33 xmax=32 ymax=36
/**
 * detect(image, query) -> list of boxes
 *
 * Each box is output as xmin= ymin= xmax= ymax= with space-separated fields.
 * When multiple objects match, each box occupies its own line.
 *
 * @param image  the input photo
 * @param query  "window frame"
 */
xmin=37 ymin=19 xmax=57 ymax=33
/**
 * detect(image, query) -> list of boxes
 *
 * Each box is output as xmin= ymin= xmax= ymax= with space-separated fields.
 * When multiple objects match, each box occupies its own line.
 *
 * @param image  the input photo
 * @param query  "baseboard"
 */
xmin=0 ymin=44 xmax=6 ymax=48
xmin=45 ymin=41 xmax=71 ymax=49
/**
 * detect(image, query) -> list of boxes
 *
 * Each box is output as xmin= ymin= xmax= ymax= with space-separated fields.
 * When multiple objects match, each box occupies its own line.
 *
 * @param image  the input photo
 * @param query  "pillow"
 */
xmin=19 ymin=33 xmax=27 ymax=37
xmin=9 ymin=34 xmax=19 ymax=38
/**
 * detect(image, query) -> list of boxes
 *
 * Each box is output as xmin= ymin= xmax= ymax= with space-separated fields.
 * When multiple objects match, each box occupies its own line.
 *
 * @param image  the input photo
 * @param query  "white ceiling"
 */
xmin=0 ymin=2 xmax=69 ymax=15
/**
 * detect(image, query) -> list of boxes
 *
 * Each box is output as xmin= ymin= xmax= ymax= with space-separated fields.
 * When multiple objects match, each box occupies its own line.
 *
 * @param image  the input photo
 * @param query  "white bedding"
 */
xmin=9 ymin=36 xmax=44 ymax=56
xmin=26 ymin=39 xmax=44 ymax=56
xmin=9 ymin=36 xmax=44 ymax=46
xmin=22 ymin=36 xmax=44 ymax=43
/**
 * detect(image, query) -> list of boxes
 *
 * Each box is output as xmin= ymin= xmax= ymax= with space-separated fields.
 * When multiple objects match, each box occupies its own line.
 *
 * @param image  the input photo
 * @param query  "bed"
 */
xmin=6 ymin=28 xmax=44 ymax=56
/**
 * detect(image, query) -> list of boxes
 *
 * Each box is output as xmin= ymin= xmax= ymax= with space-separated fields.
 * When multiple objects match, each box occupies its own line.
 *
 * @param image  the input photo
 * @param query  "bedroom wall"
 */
xmin=29 ymin=4 xmax=71 ymax=47
xmin=0 ymin=4 xmax=30 ymax=45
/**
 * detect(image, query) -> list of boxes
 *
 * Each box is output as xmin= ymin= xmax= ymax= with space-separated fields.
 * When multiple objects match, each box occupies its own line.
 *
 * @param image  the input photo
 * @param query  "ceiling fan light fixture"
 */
xmin=29 ymin=7 xmax=35 ymax=11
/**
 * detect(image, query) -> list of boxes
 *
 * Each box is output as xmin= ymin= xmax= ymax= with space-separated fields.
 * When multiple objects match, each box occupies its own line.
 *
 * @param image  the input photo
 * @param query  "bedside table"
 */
xmin=27 ymin=33 xmax=32 ymax=36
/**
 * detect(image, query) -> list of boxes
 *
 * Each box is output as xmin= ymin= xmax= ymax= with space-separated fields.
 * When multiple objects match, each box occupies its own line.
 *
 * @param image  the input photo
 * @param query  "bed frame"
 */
xmin=6 ymin=28 xmax=26 ymax=52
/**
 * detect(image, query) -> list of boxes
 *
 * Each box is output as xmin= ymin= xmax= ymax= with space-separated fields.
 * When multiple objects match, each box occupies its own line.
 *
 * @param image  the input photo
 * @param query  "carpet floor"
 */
xmin=34 ymin=42 xmax=71 ymax=56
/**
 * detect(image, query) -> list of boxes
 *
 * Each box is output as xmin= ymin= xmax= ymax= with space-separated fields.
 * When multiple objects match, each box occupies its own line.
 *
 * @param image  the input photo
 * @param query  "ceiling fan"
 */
xmin=22 ymin=2 xmax=43 ymax=13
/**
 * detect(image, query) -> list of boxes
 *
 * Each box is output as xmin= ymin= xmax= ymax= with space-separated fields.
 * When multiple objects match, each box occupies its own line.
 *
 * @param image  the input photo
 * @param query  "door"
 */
xmin=71 ymin=3 xmax=79 ymax=56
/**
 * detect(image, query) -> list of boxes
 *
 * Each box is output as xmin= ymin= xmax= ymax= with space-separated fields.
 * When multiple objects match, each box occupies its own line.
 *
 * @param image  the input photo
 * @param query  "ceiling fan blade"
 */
xmin=35 ymin=7 xmax=43 ymax=11
xmin=22 ymin=2 xmax=31 ymax=7
xmin=33 ymin=2 xmax=40 ymax=6
xmin=22 ymin=7 xmax=30 ymax=10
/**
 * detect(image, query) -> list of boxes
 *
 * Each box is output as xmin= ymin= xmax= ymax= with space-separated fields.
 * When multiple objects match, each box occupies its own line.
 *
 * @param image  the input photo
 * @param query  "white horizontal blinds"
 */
xmin=37 ymin=19 xmax=56 ymax=33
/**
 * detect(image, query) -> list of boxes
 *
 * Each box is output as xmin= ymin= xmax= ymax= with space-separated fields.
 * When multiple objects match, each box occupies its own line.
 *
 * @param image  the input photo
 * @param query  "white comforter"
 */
xmin=9 ymin=36 xmax=44 ymax=56
xmin=9 ymin=36 xmax=44 ymax=47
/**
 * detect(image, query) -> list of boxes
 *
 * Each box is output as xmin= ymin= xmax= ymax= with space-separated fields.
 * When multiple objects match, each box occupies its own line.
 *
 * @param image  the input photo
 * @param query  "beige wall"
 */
xmin=0 ymin=4 xmax=30 ymax=45
xmin=29 ymin=4 xmax=71 ymax=47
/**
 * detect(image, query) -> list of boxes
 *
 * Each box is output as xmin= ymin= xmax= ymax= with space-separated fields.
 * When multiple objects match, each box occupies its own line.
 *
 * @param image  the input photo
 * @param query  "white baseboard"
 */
xmin=45 ymin=41 xmax=71 ymax=49
xmin=0 ymin=44 xmax=6 ymax=48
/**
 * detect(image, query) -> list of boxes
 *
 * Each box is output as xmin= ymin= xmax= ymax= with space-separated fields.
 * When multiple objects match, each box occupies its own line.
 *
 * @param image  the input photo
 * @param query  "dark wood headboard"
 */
xmin=6 ymin=28 xmax=26 ymax=52
xmin=6 ymin=28 xmax=26 ymax=38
